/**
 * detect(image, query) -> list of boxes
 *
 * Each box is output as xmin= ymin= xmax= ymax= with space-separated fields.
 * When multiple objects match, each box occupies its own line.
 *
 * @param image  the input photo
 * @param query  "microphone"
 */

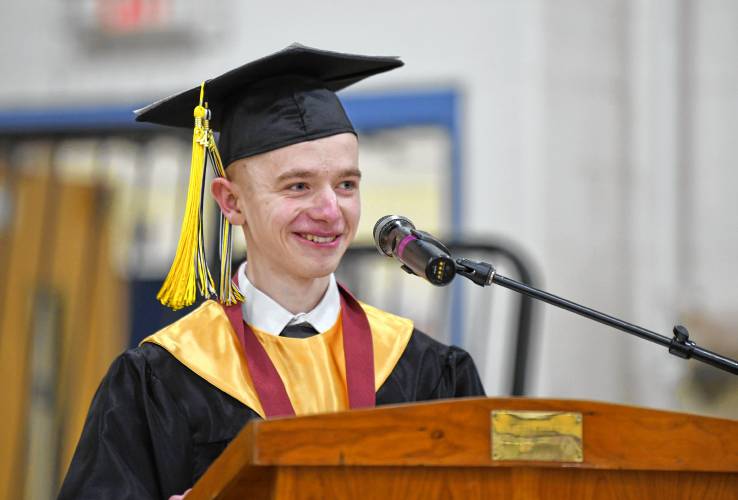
xmin=373 ymin=215 xmax=456 ymax=286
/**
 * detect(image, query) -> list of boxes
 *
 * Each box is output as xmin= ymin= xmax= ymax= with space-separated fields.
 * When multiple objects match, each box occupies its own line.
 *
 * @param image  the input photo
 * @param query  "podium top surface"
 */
xmin=223 ymin=397 xmax=738 ymax=472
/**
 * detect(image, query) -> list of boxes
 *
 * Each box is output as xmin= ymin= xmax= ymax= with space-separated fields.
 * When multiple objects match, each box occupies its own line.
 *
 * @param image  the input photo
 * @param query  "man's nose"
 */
xmin=309 ymin=186 xmax=341 ymax=222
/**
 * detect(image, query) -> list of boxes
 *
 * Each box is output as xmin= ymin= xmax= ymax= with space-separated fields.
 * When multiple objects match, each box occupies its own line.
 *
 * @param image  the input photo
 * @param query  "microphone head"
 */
xmin=373 ymin=215 xmax=414 ymax=256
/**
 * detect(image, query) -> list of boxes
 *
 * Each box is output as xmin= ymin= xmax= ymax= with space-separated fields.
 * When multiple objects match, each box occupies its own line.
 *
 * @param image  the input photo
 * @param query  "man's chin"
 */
xmin=292 ymin=259 xmax=342 ymax=281
xmin=303 ymin=265 xmax=340 ymax=280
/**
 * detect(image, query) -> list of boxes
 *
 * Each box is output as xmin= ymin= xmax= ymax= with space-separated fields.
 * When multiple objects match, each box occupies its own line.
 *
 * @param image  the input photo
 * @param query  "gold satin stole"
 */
xmin=142 ymin=300 xmax=413 ymax=418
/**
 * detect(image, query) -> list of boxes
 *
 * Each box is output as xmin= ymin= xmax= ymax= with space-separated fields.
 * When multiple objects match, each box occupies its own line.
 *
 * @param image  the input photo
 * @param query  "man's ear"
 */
xmin=211 ymin=177 xmax=247 ymax=226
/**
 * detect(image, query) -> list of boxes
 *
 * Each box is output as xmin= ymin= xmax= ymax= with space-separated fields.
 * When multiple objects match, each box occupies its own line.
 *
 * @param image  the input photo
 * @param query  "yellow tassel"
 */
xmin=157 ymin=83 xmax=216 ymax=310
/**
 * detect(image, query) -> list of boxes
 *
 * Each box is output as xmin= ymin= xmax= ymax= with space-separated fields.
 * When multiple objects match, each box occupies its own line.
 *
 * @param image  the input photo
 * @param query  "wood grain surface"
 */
xmin=273 ymin=467 xmax=736 ymax=500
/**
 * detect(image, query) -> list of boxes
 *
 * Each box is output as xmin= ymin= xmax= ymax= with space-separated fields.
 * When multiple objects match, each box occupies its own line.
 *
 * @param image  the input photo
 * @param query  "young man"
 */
xmin=59 ymin=44 xmax=484 ymax=499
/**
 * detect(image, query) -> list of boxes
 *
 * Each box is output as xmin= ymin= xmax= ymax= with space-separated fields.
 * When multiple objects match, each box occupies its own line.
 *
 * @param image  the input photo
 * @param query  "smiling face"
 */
xmin=213 ymin=133 xmax=361 ymax=290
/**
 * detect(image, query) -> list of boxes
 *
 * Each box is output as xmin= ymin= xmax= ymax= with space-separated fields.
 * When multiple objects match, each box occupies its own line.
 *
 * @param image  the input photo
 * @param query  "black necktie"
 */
xmin=280 ymin=322 xmax=319 ymax=339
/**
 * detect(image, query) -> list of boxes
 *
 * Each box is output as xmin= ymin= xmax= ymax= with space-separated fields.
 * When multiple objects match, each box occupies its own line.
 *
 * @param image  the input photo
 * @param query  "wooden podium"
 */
xmin=189 ymin=398 xmax=738 ymax=499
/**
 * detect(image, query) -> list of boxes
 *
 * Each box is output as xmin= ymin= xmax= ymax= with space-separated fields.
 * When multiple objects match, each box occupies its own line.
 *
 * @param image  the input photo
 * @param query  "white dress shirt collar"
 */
xmin=236 ymin=262 xmax=341 ymax=336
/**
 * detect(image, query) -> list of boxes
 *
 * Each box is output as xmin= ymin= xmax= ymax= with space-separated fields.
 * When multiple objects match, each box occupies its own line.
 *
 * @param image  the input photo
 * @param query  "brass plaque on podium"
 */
xmin=491 ymin=410 xmax=583 ymax=462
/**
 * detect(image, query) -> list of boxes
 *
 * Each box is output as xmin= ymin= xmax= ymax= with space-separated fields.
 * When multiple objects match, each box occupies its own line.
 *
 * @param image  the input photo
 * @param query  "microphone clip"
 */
xmin=455 ymin=258 xmax=495 ymax=287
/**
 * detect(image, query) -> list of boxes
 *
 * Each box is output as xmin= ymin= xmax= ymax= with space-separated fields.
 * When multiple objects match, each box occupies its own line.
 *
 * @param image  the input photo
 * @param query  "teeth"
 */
xmin=302 ymin=234 xmax=337 ymax=244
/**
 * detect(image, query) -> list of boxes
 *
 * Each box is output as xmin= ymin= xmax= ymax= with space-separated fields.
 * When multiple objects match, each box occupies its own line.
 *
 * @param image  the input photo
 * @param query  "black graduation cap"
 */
xmin=145 ymin=44 xmax=403 ymax=311
xmin=135 ymin=42 xmax=403 ymax=166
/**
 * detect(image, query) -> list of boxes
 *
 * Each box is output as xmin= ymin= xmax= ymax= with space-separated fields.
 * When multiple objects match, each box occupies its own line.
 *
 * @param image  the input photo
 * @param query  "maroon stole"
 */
xmin=222 ymin=284 xmax=375 ymax=417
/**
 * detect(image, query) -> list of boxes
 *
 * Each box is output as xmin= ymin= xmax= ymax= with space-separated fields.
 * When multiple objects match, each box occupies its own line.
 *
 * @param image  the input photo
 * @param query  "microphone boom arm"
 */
xmin=455 ymin=258 xmax=738 ymax=376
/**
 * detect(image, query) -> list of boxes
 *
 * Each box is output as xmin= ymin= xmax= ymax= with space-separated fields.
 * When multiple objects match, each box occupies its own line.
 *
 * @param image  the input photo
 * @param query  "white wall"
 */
xmin=2 ymin=0 xmax=736 ymax=414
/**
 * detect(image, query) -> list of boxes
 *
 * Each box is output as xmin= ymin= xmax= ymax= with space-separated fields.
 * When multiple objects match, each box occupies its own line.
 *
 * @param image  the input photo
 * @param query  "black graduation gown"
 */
xmin=58 ymin=329 xmax=484 ymax=499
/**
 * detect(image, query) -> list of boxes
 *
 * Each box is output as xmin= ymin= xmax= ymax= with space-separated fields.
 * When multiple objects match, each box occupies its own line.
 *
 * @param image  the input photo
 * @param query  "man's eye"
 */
xmin=338 ymin=180 xmax=356 ymax=190
xmin=289 ymin=182 xmax=308 ymax=191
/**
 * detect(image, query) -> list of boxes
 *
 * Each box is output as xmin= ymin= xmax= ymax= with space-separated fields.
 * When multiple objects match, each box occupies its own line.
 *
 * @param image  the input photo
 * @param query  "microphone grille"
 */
xmin=373 ymin=215 xmax=414 ymax=256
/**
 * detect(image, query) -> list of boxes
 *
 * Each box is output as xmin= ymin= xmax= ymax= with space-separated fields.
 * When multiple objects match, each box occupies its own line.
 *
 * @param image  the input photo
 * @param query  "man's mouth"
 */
xmin=299 ymin=233 xmax=338 ymax=244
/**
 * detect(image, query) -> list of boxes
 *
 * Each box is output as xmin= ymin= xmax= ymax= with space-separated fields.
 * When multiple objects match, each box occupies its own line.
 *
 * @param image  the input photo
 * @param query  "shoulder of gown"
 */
xmin=377 ymin=328 xmax=486 ymax=404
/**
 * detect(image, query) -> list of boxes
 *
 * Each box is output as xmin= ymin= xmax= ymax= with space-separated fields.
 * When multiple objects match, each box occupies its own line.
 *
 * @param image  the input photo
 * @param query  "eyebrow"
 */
xmin=275 ymin=167 xmax=362 ymax=183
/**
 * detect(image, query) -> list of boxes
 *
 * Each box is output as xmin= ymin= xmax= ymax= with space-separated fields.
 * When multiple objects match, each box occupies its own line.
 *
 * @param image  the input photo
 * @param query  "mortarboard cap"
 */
xmin=139 ymin=44 xmax=403 ymax=310
xmin=135 ymin=42 xmax=404 ymax=166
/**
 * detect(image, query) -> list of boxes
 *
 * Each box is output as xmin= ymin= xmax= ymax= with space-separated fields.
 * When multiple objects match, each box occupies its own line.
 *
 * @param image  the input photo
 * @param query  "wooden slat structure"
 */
xmin=190 ymin=398 xmax=738 ymax=499
xmin=0 ymin=167 xmax=127 ymax=499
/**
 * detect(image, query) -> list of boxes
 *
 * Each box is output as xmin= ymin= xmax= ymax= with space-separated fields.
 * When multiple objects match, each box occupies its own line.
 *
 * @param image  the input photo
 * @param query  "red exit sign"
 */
xmin=96 ymin=0 xmax=172 ymax=35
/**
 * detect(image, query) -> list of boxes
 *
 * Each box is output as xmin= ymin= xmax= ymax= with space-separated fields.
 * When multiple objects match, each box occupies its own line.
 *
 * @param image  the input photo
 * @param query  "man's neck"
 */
xmin=245 ymin=264 xmax=331 ymax=315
